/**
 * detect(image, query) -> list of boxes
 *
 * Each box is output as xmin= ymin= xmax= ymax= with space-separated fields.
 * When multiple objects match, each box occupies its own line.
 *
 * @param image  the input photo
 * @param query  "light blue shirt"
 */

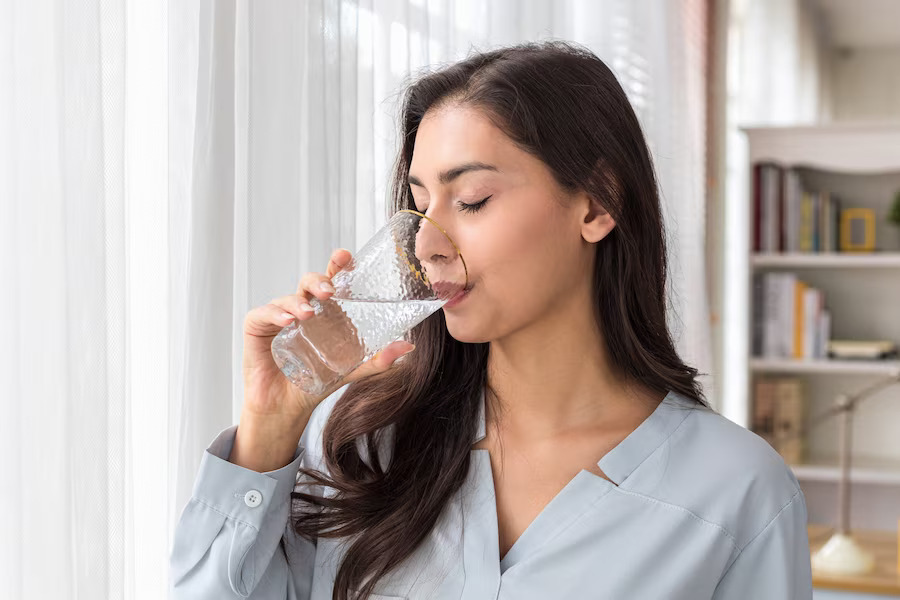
xmin=170 ymin=387 xmax=813 ymax=599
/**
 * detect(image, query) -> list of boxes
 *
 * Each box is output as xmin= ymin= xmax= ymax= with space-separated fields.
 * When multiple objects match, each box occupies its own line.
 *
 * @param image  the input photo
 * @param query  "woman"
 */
xmin=170 ymin=41 xmax=812 ymax=599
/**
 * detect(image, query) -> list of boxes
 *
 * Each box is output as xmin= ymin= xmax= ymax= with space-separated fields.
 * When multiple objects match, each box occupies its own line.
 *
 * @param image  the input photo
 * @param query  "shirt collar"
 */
xmin=597 ymin=390 xmax=698 ymax=485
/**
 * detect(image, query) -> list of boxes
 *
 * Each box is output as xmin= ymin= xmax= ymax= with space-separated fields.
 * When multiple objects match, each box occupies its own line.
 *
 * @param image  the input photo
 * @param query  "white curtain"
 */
xmin=0 ymin=0 xmax=711 ymax=597
xmin=730 ymin=0 xmax=831 ymax=126
xmin=1 ymin=0 xmax=169 ymax=598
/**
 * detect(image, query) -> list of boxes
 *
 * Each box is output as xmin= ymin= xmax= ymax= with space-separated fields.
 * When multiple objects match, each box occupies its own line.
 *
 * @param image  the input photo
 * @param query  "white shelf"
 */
xmin=741 ymin=122 xmax=900 ymax=172
xmin=751 ymin=253 xmax=900 ymax=269
xmin=733 ymin=124 xmax=900 ymax=531
xmin=750 ymin=358 xmax=900 ymax=375
xmin=790 ymin=457 xmax=900 ymax=485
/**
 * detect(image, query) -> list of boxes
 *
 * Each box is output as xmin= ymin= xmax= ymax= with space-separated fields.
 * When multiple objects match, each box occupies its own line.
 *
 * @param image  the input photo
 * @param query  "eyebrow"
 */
xmin=408 ymin=162 xmax=499 ymax=188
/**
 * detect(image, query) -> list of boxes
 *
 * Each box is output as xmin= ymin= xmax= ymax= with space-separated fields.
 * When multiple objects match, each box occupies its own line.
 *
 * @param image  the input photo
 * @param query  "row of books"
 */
xmin=752 ymin=163 xmax=841 ymax=253
xmin=752 ymin=272 xmax=831 ymax=359
xmin=751 ymin=377 xmax=806 ymax=465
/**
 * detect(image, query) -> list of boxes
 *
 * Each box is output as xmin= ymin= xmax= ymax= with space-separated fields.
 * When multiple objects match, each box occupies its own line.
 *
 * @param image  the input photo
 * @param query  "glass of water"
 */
xmin=271 ymin=209 xmax=468 ymax=396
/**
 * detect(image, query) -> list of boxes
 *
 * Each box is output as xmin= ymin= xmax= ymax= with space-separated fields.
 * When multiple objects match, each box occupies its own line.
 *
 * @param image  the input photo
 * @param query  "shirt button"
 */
xmin=244 ymin=490 xmax=263 ymax=508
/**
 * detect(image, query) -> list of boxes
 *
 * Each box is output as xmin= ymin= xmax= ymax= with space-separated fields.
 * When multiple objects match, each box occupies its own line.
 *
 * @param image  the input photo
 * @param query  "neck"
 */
xmin=485 ymin=288 xmax=659 ymax=442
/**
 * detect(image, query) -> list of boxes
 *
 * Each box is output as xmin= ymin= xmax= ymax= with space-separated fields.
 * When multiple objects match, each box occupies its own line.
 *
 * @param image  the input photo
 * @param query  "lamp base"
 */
xmin=811 ymin=532 xmax=876 ymax=576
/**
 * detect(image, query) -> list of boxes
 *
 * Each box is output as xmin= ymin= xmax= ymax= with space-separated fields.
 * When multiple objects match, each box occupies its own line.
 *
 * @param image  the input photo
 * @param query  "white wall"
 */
xmin=829 ymin=46 xmax=900 ymax=122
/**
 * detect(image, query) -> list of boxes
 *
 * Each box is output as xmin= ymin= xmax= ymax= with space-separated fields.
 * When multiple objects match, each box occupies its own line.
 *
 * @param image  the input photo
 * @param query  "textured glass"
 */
xmin=271 ymin=210 xmax=467 ymax=396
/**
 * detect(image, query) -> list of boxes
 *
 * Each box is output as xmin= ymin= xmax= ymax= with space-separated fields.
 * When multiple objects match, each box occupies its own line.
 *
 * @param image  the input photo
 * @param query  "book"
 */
xmin=752 ymin=273 xmax=764 ymax=357
xmin=762 ymin=272 xmax=781 ymax=358
xmin=819 ymin=310 xmax=831 ymax=358
xmin=752 ymin=377 xmax=807 ymax=464
xmin=800 ymin=191 xmax=813 ymax=252
xmin=755 ymin=270 xmax=827 ymax=360
xmin=827 ymin=340 xmax=899 ymax=360
xmin=752 ymin=379 xmax=777 ymax=446
xmin=753 ymin=164 xmax=762 ymax=252
xmin=784 ymin=169 xmax=802 ymax=252
xmin=793 ymin=279 xmax=807 ymax=359
xmin=802 ymin=287 xmax=821 ymax=359
xmin=751 ymin=163 xmax=842 ymax=255
xmin=774 ymin=378 xmax=806 ymax=464
xmin=779 ymin=273 xmax=797 ymax=358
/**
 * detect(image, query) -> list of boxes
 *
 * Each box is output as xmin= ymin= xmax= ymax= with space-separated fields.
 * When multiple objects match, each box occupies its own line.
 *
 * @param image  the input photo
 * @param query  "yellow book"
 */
xmin=800 ymin=193 xmax=812 ymax=252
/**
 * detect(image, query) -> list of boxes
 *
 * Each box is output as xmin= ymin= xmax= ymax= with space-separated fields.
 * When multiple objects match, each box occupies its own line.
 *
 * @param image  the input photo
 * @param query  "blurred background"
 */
xmin=1 ymin=0 xmax=898 ymax=598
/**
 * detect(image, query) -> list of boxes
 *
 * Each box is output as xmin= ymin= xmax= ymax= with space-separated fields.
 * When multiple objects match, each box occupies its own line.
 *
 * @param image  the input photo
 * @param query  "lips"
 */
xmin=431 ymin=280 xmax=467 ymax=301
xmin=444 ymin=283 xmax=473 ymax=308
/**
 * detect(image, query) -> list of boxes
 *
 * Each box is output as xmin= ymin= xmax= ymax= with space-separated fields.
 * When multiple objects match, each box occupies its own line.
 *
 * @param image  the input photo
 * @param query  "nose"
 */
xmin=414 ymin=215 xmax=454 ymax=271
xmin=412 ymin=214 xmax=466 ymax=297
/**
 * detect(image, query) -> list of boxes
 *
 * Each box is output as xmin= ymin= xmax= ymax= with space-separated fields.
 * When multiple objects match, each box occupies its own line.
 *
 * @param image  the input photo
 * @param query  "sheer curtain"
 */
xmin=1 ymin=0 xmax=169 ymax=598
xmin=0 ymin=0 xmax=710 ymax=597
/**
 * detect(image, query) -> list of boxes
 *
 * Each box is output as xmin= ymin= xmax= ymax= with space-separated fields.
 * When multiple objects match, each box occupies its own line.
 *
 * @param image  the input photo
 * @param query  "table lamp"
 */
xmin=779 ymin=371 xmax=900 ymax=576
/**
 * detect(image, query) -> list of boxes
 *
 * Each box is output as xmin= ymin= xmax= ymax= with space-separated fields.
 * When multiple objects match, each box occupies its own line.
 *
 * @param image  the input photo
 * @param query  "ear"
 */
xmin=578 ymin=191 xmax=616 ymax=243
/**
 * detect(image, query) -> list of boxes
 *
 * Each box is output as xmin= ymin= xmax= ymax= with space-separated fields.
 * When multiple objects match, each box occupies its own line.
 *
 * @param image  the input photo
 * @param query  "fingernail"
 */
xmin=281 ymin=312 xmax=295 ymax=321
xmin=299 ymin=303 xmax=314 ymax=312
xmin=319 ymin=282 xmax=335 ymax=293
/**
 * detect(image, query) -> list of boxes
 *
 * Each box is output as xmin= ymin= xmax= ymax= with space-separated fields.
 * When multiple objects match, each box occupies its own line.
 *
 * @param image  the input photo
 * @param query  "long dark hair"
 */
xmin=287 ymin=40 xmax=707 ymax=600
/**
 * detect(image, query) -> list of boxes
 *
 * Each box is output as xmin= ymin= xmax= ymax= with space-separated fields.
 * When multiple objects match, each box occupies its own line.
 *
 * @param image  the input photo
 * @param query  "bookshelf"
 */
xmin=731 ymin=123 xmax=900 ymax=532
xmin=751 ymin=253 xmax=900 ymax=269
xmin=793 ymin=457 xmax=900 ymax=486
xmin=751 ymin=358 xmax=900 ymax=376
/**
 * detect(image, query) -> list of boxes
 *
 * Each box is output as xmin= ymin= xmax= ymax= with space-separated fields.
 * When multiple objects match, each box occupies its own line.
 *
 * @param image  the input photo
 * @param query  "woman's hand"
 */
xmin=232 ymin=248 xmax=416 ymax=471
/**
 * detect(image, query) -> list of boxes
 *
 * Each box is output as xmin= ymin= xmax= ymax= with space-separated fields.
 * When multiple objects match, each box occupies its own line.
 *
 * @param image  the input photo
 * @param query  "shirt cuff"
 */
xmin=189 ymin=425 xmax=306 ymax=531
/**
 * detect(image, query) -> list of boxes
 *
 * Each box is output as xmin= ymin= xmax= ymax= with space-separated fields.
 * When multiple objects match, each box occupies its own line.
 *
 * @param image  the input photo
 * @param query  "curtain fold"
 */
xmin=1 ymin=1 xmax=712 ymax=597
xmin=1 ymin=0 xmax=169 ymax=597
xmin=170 ymin=0 xmax=238 ymax=550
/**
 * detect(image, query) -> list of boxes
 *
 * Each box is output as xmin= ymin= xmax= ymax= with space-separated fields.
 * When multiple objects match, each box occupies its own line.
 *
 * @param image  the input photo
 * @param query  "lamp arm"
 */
xmin=772 ymin=372 xmax=900 ymax=444
xmin=767 ymin=372 xmax=900 ymax=537
xmin=842 ymin=373 xmax=900 ymax=412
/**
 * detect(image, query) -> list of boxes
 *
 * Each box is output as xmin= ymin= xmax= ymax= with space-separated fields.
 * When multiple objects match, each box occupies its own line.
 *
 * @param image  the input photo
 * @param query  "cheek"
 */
xmin=492 ymin=204 xmax=574 ymax=278
xmin=472 ymin=205 xmax=573 ymax=308
xmin=443 ymin=207 xmax=575 ymax=343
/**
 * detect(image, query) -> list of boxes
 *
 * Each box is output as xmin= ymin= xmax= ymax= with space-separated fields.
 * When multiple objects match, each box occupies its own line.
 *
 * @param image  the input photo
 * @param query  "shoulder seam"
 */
xmin=611 ymin=408 xmax=741 ymax=548
xmin=720 ymin=489 xmax=803 ymax=576
xmin=611 ymin=485 xmax=739 ymax=549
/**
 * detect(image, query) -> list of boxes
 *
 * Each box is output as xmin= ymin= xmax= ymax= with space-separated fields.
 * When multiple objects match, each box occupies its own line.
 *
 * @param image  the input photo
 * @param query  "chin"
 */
xmin=443 ymin=316 xmax=492 ymax=344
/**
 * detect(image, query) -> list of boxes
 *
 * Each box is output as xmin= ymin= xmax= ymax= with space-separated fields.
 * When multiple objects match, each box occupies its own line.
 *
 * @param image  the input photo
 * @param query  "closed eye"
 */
xmin=457 ymin=195 xmax=492 ymax=214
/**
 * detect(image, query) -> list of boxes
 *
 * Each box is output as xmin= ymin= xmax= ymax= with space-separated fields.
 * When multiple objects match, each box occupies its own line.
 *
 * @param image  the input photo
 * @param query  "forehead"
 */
xmin=410 ymin=104 xmax=512 ymax=173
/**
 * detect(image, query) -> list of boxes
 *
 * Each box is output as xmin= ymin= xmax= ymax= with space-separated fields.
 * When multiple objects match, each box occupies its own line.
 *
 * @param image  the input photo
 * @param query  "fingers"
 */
xmin=343 ymin=340 xmax=416 ymax=384
xmin=243 ymin=302 xmax=302 ymax=337
xmin=294 ymin=248 xmax=352 ymax=299
xmin=268 ymin=292 xmax=318 ymax=322
xmin=326 ymin=248 xmax=353 ymax=278
xmin=245 ymin=249 xmax=353 ymax=339
xmin=295 ymin=272 xmax=337 ymax=302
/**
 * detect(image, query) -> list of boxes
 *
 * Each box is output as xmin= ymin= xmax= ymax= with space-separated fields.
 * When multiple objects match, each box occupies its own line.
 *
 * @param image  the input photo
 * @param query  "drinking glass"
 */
xmin=271 ymin=209 xmax=468 ymax=396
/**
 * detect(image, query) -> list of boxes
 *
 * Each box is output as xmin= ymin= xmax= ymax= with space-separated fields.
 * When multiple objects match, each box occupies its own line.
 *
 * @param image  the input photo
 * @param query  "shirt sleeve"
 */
xmin=711 ymin=491 xmax=813 ymax=600
xmin=169 ymin=425 xmax=317 ymax=599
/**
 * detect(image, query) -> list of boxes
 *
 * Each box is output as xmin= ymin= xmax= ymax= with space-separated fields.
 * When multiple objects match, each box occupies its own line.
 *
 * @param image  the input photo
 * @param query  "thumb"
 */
xmin=344 ymin=341 xmax=416 ymax=383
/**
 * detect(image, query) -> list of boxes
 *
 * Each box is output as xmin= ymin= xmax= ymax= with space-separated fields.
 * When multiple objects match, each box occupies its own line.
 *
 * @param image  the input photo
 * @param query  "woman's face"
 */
xmin=408 ymin=103 xmax=609 ymax=343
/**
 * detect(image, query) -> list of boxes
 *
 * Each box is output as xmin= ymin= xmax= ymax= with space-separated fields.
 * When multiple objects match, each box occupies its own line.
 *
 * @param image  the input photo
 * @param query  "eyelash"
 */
xmin=457 ymin=195 xmax=492 ymax=214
